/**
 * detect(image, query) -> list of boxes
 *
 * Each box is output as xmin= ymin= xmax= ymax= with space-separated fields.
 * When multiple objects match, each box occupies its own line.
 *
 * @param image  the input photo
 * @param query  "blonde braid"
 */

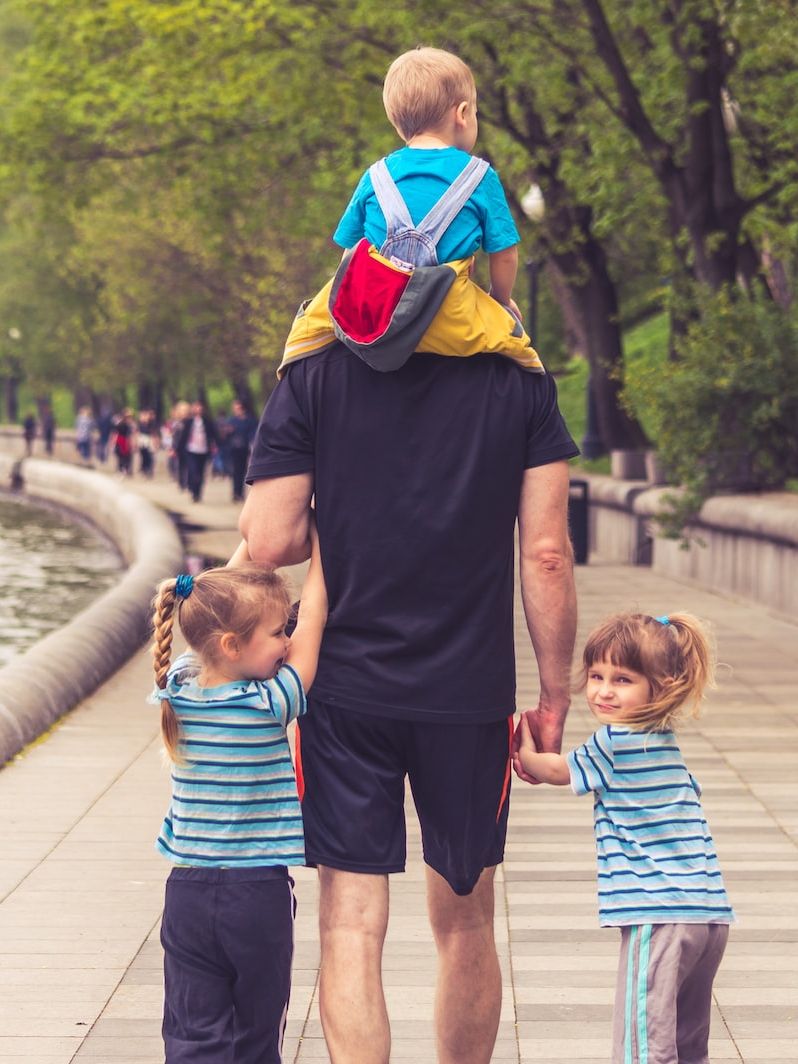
xmin=151 ymin=579 xmax=183 ymax=762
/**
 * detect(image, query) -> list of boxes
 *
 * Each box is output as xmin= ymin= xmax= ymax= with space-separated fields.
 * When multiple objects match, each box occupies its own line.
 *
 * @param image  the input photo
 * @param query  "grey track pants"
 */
xmin=612 ymin=923 xmax=729 ymax=1064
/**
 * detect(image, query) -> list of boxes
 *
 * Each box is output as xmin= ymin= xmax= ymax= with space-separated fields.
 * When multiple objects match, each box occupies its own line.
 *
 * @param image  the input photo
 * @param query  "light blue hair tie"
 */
xmin=654 ymin=614 xmax=670 ymax=626
xmin=175 ymin=573 xmax=194 ymax=599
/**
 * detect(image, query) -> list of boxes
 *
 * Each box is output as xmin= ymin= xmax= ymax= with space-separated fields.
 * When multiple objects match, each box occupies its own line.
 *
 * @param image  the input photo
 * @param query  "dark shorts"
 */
xmin=296 ymin=698 xmax=513 ymax=896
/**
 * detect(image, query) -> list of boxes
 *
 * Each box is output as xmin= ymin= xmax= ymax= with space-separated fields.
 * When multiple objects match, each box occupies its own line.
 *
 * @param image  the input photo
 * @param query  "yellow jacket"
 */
xmin=277 ymin=250 xmax=544 ymax=378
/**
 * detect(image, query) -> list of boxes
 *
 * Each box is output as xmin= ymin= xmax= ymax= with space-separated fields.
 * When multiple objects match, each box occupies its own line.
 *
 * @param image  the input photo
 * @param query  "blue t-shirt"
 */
xmin=149 ymin=653 xmax=307 ymax=867
xmin=333 ymin=146 xmax=520 ymax=262
xmin=247 ymin=346 xmax=578 ymax=722
xmin=568 ymin=725 xmax=735 ymax=927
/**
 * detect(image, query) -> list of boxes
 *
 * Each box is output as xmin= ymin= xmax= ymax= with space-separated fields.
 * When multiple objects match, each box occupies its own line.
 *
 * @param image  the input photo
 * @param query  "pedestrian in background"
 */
xmin=96 ymin=408 xmax=114 ymax=463
xmin=112 ymin=409 xmax=135 ymax=476
xmin=137 ymin=409 xmax=158 ymax=478
xmin=211 ymin=407 xmax=231 ymax=480
xmin=169 ymin=400 xmax=191 ymax=490
xmin=75 ymin=406 xmax=95 ymax=464
xmin=21 ymin=412 xmax=36 ymax=456
xmin=41 ymin=406 xmax=55 ymax=456
xmin=226 ymin=397 xmax=257 ymax=503
xmin=177 ymin=399 xmax=220 ymax=502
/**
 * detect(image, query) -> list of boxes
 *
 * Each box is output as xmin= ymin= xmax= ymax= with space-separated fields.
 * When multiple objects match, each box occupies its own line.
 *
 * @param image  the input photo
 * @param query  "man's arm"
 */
xmin=239 ymin=473 xmax=314 ymax=567
xmin=515 ymin=460 xmax=577 ymax=772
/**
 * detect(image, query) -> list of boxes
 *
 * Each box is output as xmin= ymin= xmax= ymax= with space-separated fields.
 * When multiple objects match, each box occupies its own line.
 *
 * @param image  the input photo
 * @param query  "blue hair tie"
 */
xmin=654 ymin=614 xmax=670 ymax=626
xmin=175 ymin=573 xmax=194 ymax=599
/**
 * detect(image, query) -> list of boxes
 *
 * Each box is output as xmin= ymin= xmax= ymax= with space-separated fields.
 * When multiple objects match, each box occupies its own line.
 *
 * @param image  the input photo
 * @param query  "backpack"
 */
xmin=328 ymin=156 xmax=490 ymax=370
xmin=370 ymin=155 xmax=489 ymax=269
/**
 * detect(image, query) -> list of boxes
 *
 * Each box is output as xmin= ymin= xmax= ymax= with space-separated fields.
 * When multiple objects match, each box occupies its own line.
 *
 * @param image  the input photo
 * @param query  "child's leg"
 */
xmin=612 ymin=927 xmax=672 ymax=1064
xmin=612 ymin=924 xmax=729 ymax=1064
xmin=161 ymin=869 xmax=235 ymax=1063
xmin=675 ymin=924 xmax=728 ymax=1063
xmin=216 ymin=869 xmax=296 ymax=1064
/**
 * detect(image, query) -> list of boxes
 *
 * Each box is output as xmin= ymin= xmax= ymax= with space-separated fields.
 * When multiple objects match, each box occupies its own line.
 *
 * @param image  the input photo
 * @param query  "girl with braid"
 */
xmin=149 ymin=526 xmax=326 ymax=1064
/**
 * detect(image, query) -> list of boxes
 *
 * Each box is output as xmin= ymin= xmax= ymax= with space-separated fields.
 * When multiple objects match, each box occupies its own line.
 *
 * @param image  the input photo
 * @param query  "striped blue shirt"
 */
xmin=567 ymin=725 xmax=734 ymax=927
xmin=149 ymin=653 xmax=307 ymax=868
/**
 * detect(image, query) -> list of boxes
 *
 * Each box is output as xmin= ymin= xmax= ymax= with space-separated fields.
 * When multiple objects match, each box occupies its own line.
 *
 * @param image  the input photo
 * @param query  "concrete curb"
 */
xmin=581 ymin=471 xmax=798 ymax=617
xmin=0 ymin=456 xmax=184 ymax=765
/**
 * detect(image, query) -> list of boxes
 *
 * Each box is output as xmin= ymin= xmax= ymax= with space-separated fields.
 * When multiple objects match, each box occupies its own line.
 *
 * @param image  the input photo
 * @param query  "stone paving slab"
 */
xmin=1 ymin=469 xmax=796 ymax=1061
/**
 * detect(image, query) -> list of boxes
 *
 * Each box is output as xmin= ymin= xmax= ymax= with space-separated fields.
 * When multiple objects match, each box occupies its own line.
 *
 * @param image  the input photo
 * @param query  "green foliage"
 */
xmin=624 ymin=290 xmax=798 ymax=535
xmin=552 ymin=356 xmax=589 ymax=446
xmin=0 ymin=0 xmax=796 ymax=473
xmin=0 ymin=0 xmax=383 ymax=409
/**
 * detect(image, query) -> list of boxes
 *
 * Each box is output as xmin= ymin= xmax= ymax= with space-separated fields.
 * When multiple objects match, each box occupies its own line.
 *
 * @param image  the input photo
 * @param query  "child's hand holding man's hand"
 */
xmin=511 ymin=710 xmax=541 ymax=785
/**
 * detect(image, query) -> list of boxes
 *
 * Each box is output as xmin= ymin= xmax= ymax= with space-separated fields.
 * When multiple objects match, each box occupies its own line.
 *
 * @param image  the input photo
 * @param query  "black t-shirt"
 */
xmin=248 ymin=345 xmax=578 ymax=722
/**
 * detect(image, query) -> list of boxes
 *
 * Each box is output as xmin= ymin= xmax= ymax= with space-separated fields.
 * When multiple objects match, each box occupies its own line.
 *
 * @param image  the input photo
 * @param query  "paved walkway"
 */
xmin=1 ymin=467 xmax=796 ymax=1062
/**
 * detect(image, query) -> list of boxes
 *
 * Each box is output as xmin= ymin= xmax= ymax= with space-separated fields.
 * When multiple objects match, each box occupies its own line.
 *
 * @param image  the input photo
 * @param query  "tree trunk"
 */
xmin=73 ymin=384 xmax=94 ymax=414
xmin=584 ymin=1 xmax=753 ymax=292
xmin=229 ymin=370 xmax=255 ymax=413
xmin=565 ymin=242 xmax=649 ymax=451
xmin=477 ymin=42 xmax=649 ymax=452
xmin=546 ymin=264 xmax=589 ymax=361
xmin=3 ymin=377 xmax=19 ymax=423
xmin=546 ymin=202 xmax=649 ymax=452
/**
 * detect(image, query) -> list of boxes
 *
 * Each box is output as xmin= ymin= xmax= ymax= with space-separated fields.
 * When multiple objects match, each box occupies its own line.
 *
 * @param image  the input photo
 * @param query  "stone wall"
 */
xmin=0 ymin=454 xmax=184 ymax=765
xmin=582 ymin=473 xmax=798 ymax=619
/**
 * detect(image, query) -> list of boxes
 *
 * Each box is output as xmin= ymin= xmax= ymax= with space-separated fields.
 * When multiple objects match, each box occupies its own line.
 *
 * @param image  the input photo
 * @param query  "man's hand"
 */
xmin=511 ymin=702 xmax=568 ymax=784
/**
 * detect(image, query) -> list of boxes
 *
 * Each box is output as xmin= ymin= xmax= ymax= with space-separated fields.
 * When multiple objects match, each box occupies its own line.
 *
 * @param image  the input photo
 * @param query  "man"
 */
xmin=22 ymin=411 xmax=36 ymax=456
xmin=177 ymin=399 xmax=220 ymax=503
xmin=41 ymin=405 xmax=55 ymax=456
xmin=240 ymin=343 xmax=578 ymax=1064
xmin=225 ymin=398 xmax=258 ymax=502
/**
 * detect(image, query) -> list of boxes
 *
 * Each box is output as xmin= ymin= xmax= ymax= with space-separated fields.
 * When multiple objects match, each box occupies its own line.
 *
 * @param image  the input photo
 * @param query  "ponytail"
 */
xmin=151 ymin=579 xmax=183 ymax=762
xmin=651 ymin=612 xmax=715 ymax=725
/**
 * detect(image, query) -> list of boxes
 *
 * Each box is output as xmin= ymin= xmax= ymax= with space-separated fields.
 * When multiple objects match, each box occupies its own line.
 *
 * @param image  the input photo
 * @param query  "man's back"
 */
xmin=248 ymin=345 xmax=578 ymax=722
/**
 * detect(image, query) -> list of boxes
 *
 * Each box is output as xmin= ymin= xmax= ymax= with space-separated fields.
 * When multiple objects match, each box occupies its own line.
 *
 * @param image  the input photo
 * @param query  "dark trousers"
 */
xmin=185 ymin=452 xmax=209 ymax=501
xmin=230 ymin=447 xmax=250 ymax=501
xmin=161 ymin=866 xmax=295 ymax=1064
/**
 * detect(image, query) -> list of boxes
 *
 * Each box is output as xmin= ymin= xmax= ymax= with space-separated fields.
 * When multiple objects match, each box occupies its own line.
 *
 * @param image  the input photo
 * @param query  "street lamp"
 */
xmin=520 ymin=184 xmax=545 ymax=343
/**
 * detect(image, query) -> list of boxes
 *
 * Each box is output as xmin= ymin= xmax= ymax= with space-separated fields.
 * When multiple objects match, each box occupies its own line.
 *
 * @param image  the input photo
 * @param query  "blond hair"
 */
xmin=151 ymin=565 xmax=292 ymax=761
xmin=579 ymin=612 xmax=716 ymax=733
xmin=383 ymin=47 xmax=476 ymax=141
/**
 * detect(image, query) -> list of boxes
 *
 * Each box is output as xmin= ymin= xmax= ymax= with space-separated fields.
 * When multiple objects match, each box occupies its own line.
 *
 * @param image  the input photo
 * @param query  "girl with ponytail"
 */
xmin=513 ymin=611 xmax=734 ymax=1064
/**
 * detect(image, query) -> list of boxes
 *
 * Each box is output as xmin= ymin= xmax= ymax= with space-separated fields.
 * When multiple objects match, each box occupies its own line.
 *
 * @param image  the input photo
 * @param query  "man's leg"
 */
xmin=318 ymin=866 xmax=390 ymax=1064
xmin=426 ymin=865 xmax=501 ymax=1064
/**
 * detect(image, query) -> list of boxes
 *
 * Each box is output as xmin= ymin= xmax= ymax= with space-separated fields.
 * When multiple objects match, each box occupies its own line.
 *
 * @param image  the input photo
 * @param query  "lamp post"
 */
xmin=520 ymin=184 xmax=545 ymax=344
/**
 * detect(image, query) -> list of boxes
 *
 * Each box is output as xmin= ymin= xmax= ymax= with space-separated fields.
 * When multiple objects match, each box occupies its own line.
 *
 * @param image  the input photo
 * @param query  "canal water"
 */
xmin=0 ymin=494 xmax=123 ymax=667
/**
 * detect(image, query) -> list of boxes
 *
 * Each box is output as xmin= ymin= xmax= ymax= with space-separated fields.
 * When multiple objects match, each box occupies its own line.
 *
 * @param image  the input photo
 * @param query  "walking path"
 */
xmin=1 ymin=467 xmax=796 ymax=1062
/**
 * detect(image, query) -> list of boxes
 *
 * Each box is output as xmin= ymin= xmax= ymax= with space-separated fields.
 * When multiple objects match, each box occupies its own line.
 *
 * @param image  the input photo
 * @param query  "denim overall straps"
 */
xmin=368 ymin=156 xmax=490 ymax=268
